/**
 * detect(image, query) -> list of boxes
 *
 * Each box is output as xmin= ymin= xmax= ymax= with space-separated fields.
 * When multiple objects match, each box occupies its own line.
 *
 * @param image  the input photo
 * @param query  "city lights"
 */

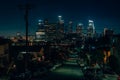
xmin=0 ymin=0 xmax=120 ymax=79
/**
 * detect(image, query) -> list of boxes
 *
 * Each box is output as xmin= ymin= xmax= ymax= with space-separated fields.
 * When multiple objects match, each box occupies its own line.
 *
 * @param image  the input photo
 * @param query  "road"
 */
xmin=32 ymin=52 xmax=84 ymax=80
xmin=33 ymin=64 xmax=84 ymax=80
xmin=0 ymin=52 xmax=85 ymax=80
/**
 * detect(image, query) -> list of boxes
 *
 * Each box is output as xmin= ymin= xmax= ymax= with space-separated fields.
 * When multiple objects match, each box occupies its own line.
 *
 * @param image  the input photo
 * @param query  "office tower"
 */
xmin=45 ymin=23 xmax=57 ymax=41
xmin=35 ymin=20 xmax=46 ymax=41
xmin=104 ymin=28 xmax=114 ymax=36
xmin=57 ymin=16 xmax=65 ymax=40
xmin=76 ymin=23 xmax=83 ymax=34
xmin=68 ymin=21 xmax=73 ymax=33
xmin=57 ymin=16 xmax=64 ymax=33
xmin=87 ymin=20 xmax=95 ymax=37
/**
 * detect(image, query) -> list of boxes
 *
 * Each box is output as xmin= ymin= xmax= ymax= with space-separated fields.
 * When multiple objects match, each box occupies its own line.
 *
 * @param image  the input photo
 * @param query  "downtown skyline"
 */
xmin=0 ymin=0 xmax=120 ymax=36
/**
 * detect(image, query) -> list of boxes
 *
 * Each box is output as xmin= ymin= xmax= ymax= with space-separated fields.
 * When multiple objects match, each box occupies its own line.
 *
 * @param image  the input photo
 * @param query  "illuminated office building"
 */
xmin=104 ymin=28 xmax=114 ymax=36
xmin=36 ymin=19 xmax=57 ymax=41
xmin=87 ymin=20 xmax=95 ymax=37
xmin=76 ymin=23 xmax=83 ymax=34
xmin=45 ymin=23 xmax=57 ymax=41
xmin=35 ymin=20 xmax=46 ymax=41
xmin=57 ymin=16 xmax=65 ymax=33
xmin=68 ymin=21 xmax=73 ymax=33
xmin=57 ymin=16 xmax=65 ymax=39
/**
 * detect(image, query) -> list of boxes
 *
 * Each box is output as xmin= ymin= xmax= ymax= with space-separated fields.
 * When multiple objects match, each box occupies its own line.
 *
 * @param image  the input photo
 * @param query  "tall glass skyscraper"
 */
xmin=87 ymin=20 xmax=95 ymax=37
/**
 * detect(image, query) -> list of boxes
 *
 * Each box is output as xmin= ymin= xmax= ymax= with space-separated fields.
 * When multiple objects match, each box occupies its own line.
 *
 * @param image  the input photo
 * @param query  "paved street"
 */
xmin=34 ymin=51 xmax=84 ymax=80
xmin=32 ymin=52 xmax=84 ymax=80
xmin=34 ymin=64 xmax=84 ymax=80
xmin=0 ymin=64 xmax=84 ymax=80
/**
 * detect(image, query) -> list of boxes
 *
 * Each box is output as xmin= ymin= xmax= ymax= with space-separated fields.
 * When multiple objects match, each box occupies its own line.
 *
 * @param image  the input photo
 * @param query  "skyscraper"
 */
xmin=56 ymin=16 xmax=65 ymax=40
xmin=76 ymin=23 xmax=83 ymax=34
xmin=67 ymin=21 xmax=73 ymax=33
xmin=57 ymin=16 xmax=64 ymax=33
xmin=45 ymin=23 xmax=57 ymax=41
xmin=35 ymin=20 xmax=46 ymax=41
xmin=87 ymin=20 xmax=95 ymax=37
xmin=104 ymin=28 xmax=114 ymax=36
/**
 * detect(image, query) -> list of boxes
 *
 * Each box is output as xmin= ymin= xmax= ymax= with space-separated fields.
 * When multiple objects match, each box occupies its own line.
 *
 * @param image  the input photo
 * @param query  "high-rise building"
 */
xmin=87 ymin=20 xmax=95 ymax=37
xmin=104 ymin=28 xmax=114 ymax=36
xmin=45 ymin=23 xmax=57 ymax=41
xmin=76 ymin=23 xmax=83 ymax=34
xmin=67 ymin=21 xmax=73 ymax=33
xmin=35 ymin=20 xmax=46 ymax=41
xmin=36 ymin=19 xmax=57 ymax=41
xmin=57 ymin=16 xmax=64 ymax=33
xmin=56 ymin=16 xmax=65 ymax=40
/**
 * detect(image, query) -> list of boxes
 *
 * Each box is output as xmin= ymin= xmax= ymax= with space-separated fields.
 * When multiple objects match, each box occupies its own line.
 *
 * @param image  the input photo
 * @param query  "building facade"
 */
xmin=87 ymin=20 xmax=95 ymax=37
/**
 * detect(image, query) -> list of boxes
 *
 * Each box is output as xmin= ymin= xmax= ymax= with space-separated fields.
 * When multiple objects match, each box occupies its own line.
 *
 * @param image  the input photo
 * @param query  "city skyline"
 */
xmin=0 ymin=0 xmax=120 ymax=36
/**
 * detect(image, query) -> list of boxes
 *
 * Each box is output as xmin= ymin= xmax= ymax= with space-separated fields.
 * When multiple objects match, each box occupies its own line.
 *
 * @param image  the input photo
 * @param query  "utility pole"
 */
xmin=18 ymin=3 xmax=32 ymax=73
xmin=19 ymin=3 xmax=32 ymax=51
xmin=25 ymin=4 xmax=29 ymax=49
xmin=24 ymin=4 xmax=31 ymax=51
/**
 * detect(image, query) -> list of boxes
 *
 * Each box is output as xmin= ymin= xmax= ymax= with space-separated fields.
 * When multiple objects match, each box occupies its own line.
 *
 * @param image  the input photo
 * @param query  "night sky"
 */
xmin=0 ymin=0 xmax=120 ymax=36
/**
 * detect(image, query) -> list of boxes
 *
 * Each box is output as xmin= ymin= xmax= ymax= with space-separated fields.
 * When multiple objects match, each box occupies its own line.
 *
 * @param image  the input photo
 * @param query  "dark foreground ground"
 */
xmin=31 ymin=64 xmax=84 ymax=80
